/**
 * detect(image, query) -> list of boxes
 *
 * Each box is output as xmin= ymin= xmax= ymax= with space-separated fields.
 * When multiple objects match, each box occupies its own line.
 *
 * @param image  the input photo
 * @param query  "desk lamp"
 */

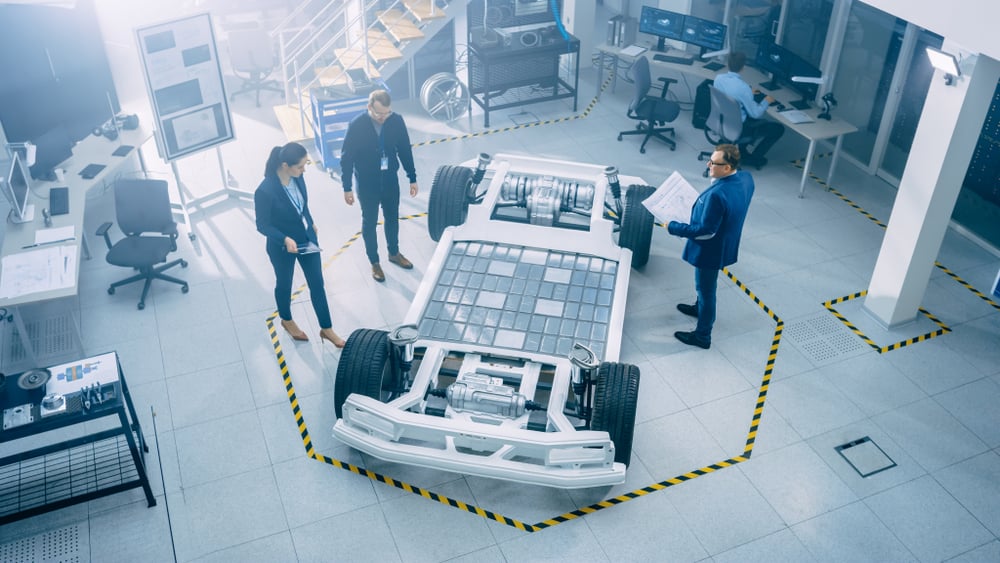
xmin=790 ymin=75 xmax=825 ymax=110
xmin=701 ymin=48 xmax=729 ymax=69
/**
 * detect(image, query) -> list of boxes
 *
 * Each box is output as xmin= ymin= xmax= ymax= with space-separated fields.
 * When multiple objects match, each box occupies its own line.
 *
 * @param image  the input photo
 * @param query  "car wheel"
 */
xmin=591 ymin=362 xmax=640 ymax=466
xmin=428 ymin=165 xmax=473 ymax=242
xmin=619 ymin=184 xmax=656 ymax=268
xmin=334 ymin=328 xmax=391 ymax=419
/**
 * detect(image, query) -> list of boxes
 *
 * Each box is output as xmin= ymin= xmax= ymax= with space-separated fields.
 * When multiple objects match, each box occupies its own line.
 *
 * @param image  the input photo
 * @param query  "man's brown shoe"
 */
xmin=388 ymin=253 xmax=413 ymax=269
xmin=372 ymin=263 xmax=386 ymax=282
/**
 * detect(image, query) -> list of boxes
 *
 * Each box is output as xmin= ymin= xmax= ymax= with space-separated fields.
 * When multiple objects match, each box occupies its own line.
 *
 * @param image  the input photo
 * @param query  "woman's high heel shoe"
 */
xmin=280 ymin=319 xmax=309 ymax=341
xmin=320 ymin=328 xmax=346 ymax=348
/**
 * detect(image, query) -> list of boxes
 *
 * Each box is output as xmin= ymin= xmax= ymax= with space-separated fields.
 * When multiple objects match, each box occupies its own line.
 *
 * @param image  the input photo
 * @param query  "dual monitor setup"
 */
xmin=638 ymin=5 xmax=822 ymax=109
xmin=638 ymin=5 xmax=727 ymax=55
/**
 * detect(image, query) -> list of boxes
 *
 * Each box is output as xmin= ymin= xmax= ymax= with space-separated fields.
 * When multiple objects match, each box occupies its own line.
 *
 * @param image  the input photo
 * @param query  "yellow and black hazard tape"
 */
xmin=825 ymin=187 xmax=888 ymax=229
xmin=795 ymin=158 xmax=997 ymax=332
xmin=743 ymin=322 xmax=782 ymax=457
xmin=789 ymin=151 xmax=833 ymax=170
xmin=723 ymin=267 xmax=781 ymax=324
xmin=261 ymin=159 xmax=788 ymax=532
xmin=935 ymin=261 xmax=1000 ymax=311
xmin=532 ymin=456 xmax=748 ymax=531
xmin=718 ymin=268 xmax=782 ymax=457
xmin=410 ymin=72 xmax=615 ymax=149
xmin=822 ymin=290 xmax=951 ymax=353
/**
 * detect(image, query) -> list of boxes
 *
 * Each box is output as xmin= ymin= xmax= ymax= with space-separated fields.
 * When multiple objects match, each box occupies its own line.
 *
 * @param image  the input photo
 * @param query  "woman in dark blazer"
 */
xmin=254 ymin=142 xmax=345 ymax=347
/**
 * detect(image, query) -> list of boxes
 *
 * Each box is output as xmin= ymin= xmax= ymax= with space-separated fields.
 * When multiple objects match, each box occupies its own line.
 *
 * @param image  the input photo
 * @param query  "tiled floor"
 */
xmin=2 ymin=19 xmax=1000 ymax=563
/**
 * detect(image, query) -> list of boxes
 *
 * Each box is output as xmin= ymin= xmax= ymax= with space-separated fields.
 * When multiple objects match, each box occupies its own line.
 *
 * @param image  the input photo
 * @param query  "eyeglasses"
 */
xmin=370 ymin=108 xmax=393 ymax=118
xmin=707 ymin=160 xmax=730 ymax=167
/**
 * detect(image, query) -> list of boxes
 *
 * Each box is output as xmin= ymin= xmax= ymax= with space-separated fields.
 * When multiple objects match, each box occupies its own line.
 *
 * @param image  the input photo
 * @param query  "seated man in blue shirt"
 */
xmin=713 ymin=51 xmax=785 ymax=167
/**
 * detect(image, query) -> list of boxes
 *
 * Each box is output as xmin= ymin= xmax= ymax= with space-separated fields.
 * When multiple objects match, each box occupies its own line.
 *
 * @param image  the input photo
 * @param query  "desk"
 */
xmin=0 ymin=351 xmax=155 ymax=524
xmin=0 ymin=128 xmax=151 ymax=370
xmin=596 ymin=43 xmax=857 ymax=197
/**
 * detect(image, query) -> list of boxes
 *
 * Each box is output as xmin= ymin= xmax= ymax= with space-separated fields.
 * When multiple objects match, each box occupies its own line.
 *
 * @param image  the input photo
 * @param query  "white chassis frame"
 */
xmin=333 ymin=154 xmax=647 ymax=488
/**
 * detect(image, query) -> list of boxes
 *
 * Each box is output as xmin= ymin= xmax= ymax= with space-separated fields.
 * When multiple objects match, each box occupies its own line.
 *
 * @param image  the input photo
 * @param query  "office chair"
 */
xmin=617 ymin=56 xmax=681 ymax=153
xmin=697 ymin=86 xmax=758 ymax=175
xmin=96 ymin=179 xmax=189 ymax=310
xmin=228 ymin=27 xmax=282 ymax=107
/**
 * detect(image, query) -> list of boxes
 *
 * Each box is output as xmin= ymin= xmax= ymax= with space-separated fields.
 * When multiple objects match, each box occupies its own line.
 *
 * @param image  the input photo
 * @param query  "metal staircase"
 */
xmin=270 ymin=0 xmax=465 ymax=142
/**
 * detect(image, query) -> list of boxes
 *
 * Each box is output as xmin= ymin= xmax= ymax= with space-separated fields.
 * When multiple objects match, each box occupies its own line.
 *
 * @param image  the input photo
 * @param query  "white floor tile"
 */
xmin=865 ymin=475 xmax=993 ymax=563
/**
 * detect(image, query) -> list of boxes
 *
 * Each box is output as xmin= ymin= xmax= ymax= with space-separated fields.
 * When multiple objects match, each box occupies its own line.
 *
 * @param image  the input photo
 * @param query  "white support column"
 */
xmin=863 ymin=45 xmax=1000 ymax=328
xmin=562 ymin=1 xmax=596 ymax=59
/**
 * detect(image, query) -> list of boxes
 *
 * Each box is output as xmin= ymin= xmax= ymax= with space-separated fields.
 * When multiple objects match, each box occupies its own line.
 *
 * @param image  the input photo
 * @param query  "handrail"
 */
xmin=269 ymin=0 xmax=316 ymax=40
xmin=281 ymin=1 xmax=349 ymax=62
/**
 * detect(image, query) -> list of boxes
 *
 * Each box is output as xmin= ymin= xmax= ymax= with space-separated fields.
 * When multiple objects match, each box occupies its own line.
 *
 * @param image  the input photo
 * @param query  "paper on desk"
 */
xmin=0 ymin=244 xmax=77 ymax=299
xmin=780 ymin=109 xmax=814 ymax=124
xmin=642 ymin=171 xmax=701 ymax=225
xmin=621 ymin=44 xmax=647 ymax=57
xmin=34 ymin=225 xmax=75 ymax=245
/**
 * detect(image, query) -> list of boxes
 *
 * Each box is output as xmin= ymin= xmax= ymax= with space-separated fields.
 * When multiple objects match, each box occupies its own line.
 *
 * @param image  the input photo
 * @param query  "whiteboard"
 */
xmin=135 ymin=13 xmax=235 ymax=161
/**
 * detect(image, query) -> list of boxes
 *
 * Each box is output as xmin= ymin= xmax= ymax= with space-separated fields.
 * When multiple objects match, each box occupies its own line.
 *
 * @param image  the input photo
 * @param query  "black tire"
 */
xmin=428 ymin=165 xmax=473 ymax=242
xmin=619 ymin=184 xmax=656 ymax=268
xmin=591 ymin=362 xmax=640 ymax=466
xmin=334 ymin=328 xmax=391 ymax=419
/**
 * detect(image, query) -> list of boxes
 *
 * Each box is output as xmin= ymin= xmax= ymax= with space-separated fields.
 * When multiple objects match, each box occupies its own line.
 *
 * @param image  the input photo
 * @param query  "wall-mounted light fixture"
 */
xmin=926 ymin=46 xmax=961 ymax=86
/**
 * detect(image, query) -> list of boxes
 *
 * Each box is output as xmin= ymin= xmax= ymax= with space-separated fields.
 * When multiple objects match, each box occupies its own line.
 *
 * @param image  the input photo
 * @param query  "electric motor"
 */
xmin=446 ymin=372 xmax=526 ymax=418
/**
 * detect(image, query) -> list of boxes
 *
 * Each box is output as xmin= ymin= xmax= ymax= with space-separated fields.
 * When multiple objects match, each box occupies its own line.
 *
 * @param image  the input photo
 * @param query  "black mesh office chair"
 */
xmin=96 ymin=179 xmax=188 ymax=310
xmin=617 ymin=56 xmax=681 ymax=153
xmin=697 ymin=86 xmax=757 ymax=175
xmin=228 ymin=27 xmax=282 ymax=107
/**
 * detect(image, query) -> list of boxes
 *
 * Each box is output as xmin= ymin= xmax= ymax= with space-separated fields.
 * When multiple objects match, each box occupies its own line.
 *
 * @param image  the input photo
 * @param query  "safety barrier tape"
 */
xmin=259 ymin=103 xmax=912 ymax=533
xmin=794 ymin=159 xmax=998 ymax=340
xmin=822 ymin=290 xmax=951 ymax=353
xmin=410 ymin=72 xmax=614 ymax=148
xmin=934 ymin=261 xmax=1000 ymax=311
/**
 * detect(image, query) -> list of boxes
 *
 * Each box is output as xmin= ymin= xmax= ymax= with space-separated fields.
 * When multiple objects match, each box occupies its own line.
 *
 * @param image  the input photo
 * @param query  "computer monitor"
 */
xmin=29 ymin=125 xmax=74 ymax=181
xmin=755 ymin=40 xmax=791 ymax=90
xmin=680 ymin=14 xmax=727 ymax=53
xmin=638 ymin=5 xmax=685 ymax=52
xmin=5 ymin=152 xmax=35 ymax=223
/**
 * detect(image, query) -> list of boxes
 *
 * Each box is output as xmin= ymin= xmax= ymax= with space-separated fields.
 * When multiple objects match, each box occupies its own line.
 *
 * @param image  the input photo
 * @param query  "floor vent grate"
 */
xmin=784 ymin=313 xmax=870 ymax=364
xmin=0 ymin=523 xmax=87 ymax=563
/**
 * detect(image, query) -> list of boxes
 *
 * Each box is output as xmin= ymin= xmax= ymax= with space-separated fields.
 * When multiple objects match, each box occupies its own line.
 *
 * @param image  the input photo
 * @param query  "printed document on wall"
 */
xmin=642 ymin=171 xmax=701 ymax=225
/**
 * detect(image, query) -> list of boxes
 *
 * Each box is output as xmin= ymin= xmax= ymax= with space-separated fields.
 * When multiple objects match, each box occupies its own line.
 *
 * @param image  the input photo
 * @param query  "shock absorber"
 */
xmin=568 ymin=343 xmax=600 ymax=420
xmin=389 ymin=324 xmax=420 ymax=394
xmin=604 ymin=165 xmax=623 ymax=220
xmin=469 ymin=153 xmax=492 ymax=202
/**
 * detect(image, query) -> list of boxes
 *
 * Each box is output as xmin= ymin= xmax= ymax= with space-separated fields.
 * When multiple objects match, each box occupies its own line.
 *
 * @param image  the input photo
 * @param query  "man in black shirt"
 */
xmin=341 ymin=89 xmax=419 ymax=282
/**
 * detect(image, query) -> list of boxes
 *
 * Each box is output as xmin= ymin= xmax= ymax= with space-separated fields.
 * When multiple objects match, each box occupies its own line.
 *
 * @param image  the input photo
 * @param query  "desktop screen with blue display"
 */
xmin=755 ymin=40 xmax=822 ymax=106
xmin=639 ymin=5 xmax=727 ymax=53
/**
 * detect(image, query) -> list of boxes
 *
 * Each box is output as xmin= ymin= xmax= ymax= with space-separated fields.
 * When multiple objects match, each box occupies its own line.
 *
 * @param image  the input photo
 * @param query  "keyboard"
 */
xmin=703 ymin=61 xmax=724 ymax=71
xmin=653 ymin=54 xmax=694 ymax=65
xmin=79 ymin=163 xmax=106 ymax=179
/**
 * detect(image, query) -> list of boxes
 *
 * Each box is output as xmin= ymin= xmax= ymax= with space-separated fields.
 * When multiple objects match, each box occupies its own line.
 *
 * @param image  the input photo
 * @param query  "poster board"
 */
xmin=135 ymin=13 xmax=234 ymax=161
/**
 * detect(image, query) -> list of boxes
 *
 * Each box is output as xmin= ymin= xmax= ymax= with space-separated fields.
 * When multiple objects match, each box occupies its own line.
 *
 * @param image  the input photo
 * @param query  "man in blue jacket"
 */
xmin=341 ymin=89 xmax=419 ymax=282
xmin=668 ymin=144 xmax=755 ymax=349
